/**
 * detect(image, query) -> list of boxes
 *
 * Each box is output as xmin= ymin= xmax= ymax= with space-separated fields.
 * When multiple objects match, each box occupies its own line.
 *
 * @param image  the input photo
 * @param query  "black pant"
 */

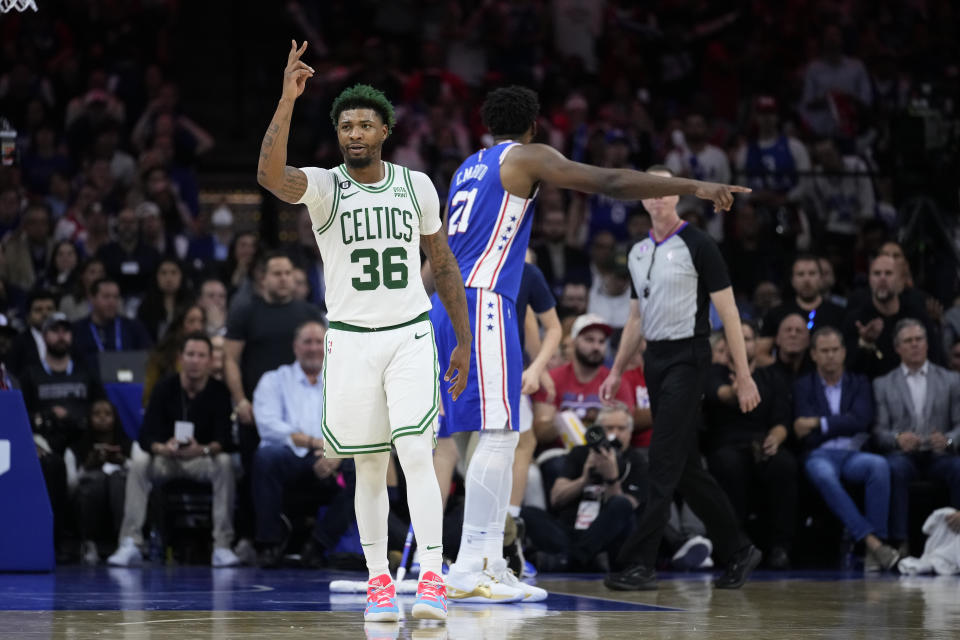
xmin=522 ymin=495 xmax=635 ymax=564
xmin=38 ymin=452 xmax=69 ymax=546
xmin=75 ymin=470 xmax=126 ymax=542
xmin=252 ymin=445 xmax=356 ymax=549
xmin=705 ymin=445 xmax=798 ymax=549
xmin=616 ymin=338 xmax=750 ymax=568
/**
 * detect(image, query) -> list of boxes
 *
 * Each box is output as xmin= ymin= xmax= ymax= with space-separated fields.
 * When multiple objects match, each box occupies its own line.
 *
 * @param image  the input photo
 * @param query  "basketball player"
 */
xmin=257 ymin=41 xmax=471 ymax=624
xmin=429 ymin=85 xmax=750 ymax=603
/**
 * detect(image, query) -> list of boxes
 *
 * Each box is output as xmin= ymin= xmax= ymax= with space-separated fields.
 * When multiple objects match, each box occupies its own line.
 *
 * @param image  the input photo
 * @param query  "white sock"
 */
xmin=457 ymin=429 xmax=519 ymax=568
xmin=354 ymin=451 xmax=391 ymax=579
xmin=395 ymin=429 xmax=444 ymax=578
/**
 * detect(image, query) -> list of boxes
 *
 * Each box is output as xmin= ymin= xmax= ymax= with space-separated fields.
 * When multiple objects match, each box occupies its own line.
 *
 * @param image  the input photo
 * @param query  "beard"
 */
xmin=341 ymin=141 xmax=381 ymax=169
xmin=574 ymin=348 xmax=604 ymax=369
xmin=47 ymin=342 xmax=70 ymax=358
xmin=344 ymin=154 xmax=374 ymax=169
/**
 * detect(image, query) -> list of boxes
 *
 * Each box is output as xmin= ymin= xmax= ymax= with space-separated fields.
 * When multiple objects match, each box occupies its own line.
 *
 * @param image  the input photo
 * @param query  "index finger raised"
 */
xmin=728 ymin=185 xmax=752 ymax=193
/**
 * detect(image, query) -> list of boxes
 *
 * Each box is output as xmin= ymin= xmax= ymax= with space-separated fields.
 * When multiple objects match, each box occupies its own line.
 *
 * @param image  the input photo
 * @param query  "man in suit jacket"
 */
xmin=873 ymin=318 xmax=960 ymax=546
xmin=794 ymin=326 xmax=900 ymax=571
xmin=5 ymin=290 xmax=56 ymax=377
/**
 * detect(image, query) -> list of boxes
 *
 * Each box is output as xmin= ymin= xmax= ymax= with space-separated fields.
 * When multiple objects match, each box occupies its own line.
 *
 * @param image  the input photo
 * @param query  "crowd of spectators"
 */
xmin=1 ymin=0 xmax=959 ymax=569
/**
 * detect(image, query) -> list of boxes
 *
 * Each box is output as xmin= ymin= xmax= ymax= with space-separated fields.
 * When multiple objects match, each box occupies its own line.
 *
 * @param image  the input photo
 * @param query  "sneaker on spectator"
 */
xmin=672 ymin=535 xmax=712 ymax=570
xmin=522 ymin=560 xmax=538 ymax=579
xmin=864 ymin=543 xmax=899 ymax=573
xmin=212 ymin=547 xmax=241 ymax=568
xmin=714 ymin=544 xmax=762 ymax=589
xmin=446 ymin=558 xmax=526 ymax=604
xmin=81 ymin=540 xmax=99 ymax=566
xmin=604 ymin=563 xmax=657 ymax=591
xmin=107 ymin=537 xmax=143 ymax=567
xmin=489 ymin=558 xmax=548 ymax=602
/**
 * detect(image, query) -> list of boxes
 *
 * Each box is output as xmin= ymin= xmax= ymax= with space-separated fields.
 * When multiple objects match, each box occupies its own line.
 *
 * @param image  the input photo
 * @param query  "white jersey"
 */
xmin=297 ymin=162 xmax=441 ymax=328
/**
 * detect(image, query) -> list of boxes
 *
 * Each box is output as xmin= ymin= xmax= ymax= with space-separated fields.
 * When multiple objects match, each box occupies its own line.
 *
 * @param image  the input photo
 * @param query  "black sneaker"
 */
xmin=258 ymin=544 xmax=285 ymax=569
xmin=604 ymin=563 xmax=658 ymax=591
xmin=714 ymin=545 xmax=762 ymax=589
xmin=300 ymin=538 xmax=328 ymax=569
xmin=534 ymin=550 xmax=570 ymax=573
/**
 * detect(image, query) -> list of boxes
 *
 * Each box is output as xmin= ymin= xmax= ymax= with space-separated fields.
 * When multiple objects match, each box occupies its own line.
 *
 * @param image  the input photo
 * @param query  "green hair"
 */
xmin=329 ymin=84 xmax=396 ymax=133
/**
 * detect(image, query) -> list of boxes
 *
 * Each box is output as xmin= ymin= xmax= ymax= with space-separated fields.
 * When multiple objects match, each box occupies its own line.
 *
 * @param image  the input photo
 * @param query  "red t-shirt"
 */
xmin=621 ymin=366 xmax=652 ymax=448
xmin=533 ymin=362 xmax=635 ymax=427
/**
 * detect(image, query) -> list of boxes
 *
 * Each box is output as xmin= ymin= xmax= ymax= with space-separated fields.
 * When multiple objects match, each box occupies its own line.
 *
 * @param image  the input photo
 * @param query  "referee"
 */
xmin=600 ymin=165 xmax=762 ymax=590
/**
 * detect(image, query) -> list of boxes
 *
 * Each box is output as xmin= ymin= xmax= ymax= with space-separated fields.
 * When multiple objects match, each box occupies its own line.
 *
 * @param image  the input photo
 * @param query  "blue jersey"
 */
xmin=744 ymin=135 xmax=798 ymax=193
xmin=445 ymin=142 xmax=538 ymax=302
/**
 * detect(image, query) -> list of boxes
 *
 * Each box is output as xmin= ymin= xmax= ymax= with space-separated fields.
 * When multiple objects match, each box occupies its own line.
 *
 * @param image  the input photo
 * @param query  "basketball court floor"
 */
xmin=1 ymin=568 xmax=958 ymax=639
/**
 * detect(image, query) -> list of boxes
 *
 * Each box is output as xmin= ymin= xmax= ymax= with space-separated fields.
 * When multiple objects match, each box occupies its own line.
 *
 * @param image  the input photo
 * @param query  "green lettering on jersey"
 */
xmin=402 ymin=210 xmax=413 ymax=242
xmin=390 ymin=208 xmax=403 ymax=240
xmin=353 ymin=209 xmax=363 ymax=242
xmin=340 ymin=211 xmax=353 ymax=245
xmin=372 ymin=206 xmax=384 ymax=238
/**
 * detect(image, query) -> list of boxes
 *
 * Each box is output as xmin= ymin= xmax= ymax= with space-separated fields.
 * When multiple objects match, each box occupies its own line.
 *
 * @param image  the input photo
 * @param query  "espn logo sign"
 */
xmin=0 ymin=439 xmax=9 ymax=477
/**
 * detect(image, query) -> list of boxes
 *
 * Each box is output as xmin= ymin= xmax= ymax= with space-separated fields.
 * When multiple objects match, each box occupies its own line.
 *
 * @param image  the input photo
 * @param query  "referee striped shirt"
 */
xmin=627 ymin=222 xmax=730 ymax=342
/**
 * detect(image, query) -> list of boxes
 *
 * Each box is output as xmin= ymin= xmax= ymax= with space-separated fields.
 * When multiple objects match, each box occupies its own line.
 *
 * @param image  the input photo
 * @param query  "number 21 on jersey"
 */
xmin=448 ymin=188 xmax=477 ymax=235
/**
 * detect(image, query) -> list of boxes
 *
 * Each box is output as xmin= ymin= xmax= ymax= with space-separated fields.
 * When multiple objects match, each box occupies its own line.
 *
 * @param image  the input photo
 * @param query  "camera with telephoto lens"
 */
xmin=585 ymin=424 xmax=622 ymax=453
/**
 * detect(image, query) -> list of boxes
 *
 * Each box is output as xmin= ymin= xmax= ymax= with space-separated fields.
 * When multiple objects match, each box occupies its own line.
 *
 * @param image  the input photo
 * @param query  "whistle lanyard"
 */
xmin=90 ymin=318 xmax=122 ymax=352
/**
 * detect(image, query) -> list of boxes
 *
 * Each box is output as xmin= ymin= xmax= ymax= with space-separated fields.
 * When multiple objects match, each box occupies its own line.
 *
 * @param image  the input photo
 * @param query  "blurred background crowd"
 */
xmin=0 ymin=0 xmax=959 ymax=571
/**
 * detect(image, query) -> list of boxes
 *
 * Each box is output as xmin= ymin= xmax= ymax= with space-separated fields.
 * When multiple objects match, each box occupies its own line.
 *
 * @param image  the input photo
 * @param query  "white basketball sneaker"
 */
xmin=212 ymin=547 xmax=241 ymax=568
xmin=488 ymin=558 xmax=548 ymax=602
xmin=107 ymin=537 xmax=143 ymax=567
xmin=445 ymin=558 xmax=526 ymax=604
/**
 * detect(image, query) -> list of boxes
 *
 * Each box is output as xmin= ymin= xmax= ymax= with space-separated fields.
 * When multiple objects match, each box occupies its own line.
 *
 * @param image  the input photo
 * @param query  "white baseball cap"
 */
xmin=571 ymin=313 xmax=612 ymax=340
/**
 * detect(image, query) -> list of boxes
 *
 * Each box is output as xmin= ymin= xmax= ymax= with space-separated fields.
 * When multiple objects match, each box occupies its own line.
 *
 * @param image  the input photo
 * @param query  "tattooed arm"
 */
xmin=257 ymin=40 xmax=314 ymax=203
xmin=422 ymin=231 xmax=472 ymax=400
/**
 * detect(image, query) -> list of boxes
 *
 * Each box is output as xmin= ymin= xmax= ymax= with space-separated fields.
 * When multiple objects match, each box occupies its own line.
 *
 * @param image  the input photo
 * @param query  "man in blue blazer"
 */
xmin=794 ymin=326 xmax=900 ymax=571
xmin=873 ymin=318 xmax=960 ymax=547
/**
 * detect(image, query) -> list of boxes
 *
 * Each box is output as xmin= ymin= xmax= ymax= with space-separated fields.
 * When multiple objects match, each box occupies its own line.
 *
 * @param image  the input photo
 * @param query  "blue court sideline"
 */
xmin=0 ymin=568 xmax=685 ymax=612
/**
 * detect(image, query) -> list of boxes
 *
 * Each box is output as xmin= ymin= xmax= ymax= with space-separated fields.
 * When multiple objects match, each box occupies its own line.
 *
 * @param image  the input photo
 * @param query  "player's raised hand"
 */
xmin=693 ymin=182 xmax=751 ymax=212
xmin=282 ymin=40 xmax=314 ymax=101
xmin=445 ymin=343 xmax=471 ymax=401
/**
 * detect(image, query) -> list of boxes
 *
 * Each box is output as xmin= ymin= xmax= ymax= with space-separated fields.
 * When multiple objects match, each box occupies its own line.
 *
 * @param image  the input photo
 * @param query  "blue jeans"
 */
xmin=887 ymin=452 xmax=960 ymax=541
xmin=804 ymin=448 xmax=890 ymax=541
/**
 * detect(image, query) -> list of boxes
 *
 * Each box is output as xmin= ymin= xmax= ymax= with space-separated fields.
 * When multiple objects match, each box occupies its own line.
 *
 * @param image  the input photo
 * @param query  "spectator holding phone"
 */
xmin=108 ymin=332 xmax=238 ymax=567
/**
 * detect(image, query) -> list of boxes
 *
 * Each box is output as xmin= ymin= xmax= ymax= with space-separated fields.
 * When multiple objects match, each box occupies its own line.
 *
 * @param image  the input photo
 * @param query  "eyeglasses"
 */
xmin=806 ymin=309 xmax=816 ymax=330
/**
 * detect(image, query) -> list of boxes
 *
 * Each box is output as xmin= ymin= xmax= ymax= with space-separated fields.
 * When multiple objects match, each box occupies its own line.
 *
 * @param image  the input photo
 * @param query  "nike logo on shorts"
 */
xmin=414 ymin=332 xmax=429 ymax=339
xmin=425 ymin=545 xmax=441 ymax=550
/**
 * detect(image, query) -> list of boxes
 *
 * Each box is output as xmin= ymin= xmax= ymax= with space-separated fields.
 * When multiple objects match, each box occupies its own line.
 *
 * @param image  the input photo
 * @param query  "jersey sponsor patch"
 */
xmin=339 ymin=180 xmax=351 ymax=190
